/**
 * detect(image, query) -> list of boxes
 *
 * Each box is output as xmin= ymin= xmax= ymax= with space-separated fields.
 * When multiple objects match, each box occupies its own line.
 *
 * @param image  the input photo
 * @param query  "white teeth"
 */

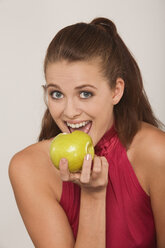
xmin=67 ymin=121 xmax=89 ymax=129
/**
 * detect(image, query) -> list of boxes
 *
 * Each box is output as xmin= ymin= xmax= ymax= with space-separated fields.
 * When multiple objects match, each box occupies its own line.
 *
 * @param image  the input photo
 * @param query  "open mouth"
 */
xmin=65 ymin=121 xmax=92 ymax=134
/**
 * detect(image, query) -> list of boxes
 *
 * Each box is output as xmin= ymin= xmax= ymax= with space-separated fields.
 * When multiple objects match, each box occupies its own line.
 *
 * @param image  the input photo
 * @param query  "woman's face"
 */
xmin=45 ymin=60 xmax=117 ymax=146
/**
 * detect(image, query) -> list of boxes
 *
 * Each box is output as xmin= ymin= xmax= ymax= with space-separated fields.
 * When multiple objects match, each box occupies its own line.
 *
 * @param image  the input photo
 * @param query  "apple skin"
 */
xmin=50 ymin=131 xmax=94 ymax=172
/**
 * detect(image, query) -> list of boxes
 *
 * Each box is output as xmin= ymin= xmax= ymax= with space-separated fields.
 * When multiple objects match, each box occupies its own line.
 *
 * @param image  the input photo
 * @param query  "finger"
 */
xmin=100 ymin=157 xmax=109 ymax=182
xmin=92 ymin=156 xmax=102 ymax=174
xmin=80 ymin=154 xmax=92 ymax=184
xmin=101 ymin=156 xmax=109 ymax=171
xmin=59 ymin=158 xmax=70 ymax=181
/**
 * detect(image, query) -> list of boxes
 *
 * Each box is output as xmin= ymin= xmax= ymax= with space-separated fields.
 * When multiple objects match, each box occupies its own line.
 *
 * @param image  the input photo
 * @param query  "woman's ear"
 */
xmin=112 ymin=78 xmax=125 ymax=105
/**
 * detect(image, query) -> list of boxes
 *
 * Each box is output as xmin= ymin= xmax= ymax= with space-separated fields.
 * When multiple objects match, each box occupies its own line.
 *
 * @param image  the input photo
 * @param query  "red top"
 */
xmin=60 ymin=126 xmax=157 ymax=247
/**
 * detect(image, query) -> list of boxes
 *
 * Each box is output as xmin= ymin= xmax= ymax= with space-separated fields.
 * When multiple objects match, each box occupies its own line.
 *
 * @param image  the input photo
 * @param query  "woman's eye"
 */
xmin=80 ymin=91 xmax=93 ymax=99
xmin=50 ymin=91 xmax=63 ymax=99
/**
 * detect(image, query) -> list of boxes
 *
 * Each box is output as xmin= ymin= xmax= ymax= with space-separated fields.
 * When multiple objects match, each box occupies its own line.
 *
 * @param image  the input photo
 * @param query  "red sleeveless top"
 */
xmin=60 ymin=126 xmax=157 ymax=247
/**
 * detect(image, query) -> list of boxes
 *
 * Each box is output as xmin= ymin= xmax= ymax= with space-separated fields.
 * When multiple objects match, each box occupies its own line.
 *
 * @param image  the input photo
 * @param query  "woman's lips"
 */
xmin=67 ymin=121 xmax=92 ymax=134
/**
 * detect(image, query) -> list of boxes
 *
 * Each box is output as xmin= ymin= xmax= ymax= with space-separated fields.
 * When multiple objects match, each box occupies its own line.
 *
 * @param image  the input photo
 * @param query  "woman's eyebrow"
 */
xmin=75 ymin=84 xmax=97 ymax=90
xmin=44 ymin=84 xmax=97 ymax=90
xmin=45 ymin=84 xmax=61 ymax=89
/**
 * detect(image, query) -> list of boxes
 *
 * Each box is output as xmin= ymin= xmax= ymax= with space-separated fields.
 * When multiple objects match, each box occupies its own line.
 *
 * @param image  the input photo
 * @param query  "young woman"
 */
xmin=9 ymin=17 xmax=165 ymax=248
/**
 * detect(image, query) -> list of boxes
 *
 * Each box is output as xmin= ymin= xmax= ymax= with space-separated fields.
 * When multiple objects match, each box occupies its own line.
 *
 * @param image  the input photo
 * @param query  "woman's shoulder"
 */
xmin=131 ymin=122 xmax=165 ymax=160
xmin=9 ymin=138 xmax=53 ymax=170
xmin=128 ymin=122 xmax=165 ymax=195
xmin=11 ymin=139 xmax=53 ymax=163
xmin=9 ymin=138 xmax=62 ymax=202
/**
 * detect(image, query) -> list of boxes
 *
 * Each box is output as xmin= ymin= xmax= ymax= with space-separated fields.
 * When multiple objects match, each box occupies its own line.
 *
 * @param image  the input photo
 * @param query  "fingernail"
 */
xmin=85 ymin=154 xmax=91 ymax=161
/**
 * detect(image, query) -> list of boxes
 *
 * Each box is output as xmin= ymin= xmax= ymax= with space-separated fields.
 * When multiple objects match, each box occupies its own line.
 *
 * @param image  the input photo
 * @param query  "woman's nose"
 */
xmin=63 ymin=98 xmax=81 ymax=119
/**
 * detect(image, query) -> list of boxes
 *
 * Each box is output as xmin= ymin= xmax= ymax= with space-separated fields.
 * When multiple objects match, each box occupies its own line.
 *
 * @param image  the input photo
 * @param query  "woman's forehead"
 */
xmin=45 ymin=60 xmax=106 ymax=85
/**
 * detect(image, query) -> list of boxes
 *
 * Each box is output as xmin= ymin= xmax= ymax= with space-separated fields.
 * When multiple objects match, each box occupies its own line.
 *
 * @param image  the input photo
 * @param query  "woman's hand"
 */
xmin=59 ymin=154 xmax=109 ymax=194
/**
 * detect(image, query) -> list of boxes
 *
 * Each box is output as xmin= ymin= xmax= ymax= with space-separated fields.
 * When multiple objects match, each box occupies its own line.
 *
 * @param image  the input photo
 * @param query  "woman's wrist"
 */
xmin=81 ymin=186 xmax=107 ymax=200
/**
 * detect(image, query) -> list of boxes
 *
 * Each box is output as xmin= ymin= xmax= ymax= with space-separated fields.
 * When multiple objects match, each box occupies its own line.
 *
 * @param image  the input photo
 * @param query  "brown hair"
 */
xmin=39 ymin=17 xmax=161 ymax=146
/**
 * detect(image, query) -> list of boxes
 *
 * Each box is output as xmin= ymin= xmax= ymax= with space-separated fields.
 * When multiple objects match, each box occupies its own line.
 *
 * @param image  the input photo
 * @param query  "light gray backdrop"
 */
xmin=0 ymin=0 xmax=164 ymax=247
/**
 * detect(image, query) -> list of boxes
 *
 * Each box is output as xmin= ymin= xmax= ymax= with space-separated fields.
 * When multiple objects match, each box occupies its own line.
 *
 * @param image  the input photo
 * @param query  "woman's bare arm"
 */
xmin=59 ymin=155 xmax=108 ymax=248
xmin=148 ymin=133 xmax=165 ymax=248
xmin=9 ymin=149 xmax=75 ymax=248
xmin=128 ymin=124 xmax=165 ymax=248
xmin=75 ymin=189 xmax=106 ymax=248
xmin=9 ymin=146 xmax=108 ymax=248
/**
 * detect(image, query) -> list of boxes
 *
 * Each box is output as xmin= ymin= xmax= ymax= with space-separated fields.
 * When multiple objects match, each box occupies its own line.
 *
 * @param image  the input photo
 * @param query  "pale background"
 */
xmin=0 ymin=0 xmax=164 ymax=247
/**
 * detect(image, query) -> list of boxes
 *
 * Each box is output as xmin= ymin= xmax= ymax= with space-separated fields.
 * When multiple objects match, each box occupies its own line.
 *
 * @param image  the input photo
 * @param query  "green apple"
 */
xmin=50 ymin=131 xmax=94 ymax=172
